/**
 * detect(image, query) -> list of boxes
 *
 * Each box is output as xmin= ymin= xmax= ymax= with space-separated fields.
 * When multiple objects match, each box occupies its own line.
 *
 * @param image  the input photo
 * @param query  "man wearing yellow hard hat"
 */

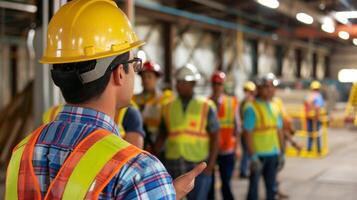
xmin=5 ymin=1 xmax=205 ymax=199
xmin=239 ymin=80 xmax=256 ymax=178
xmin=304 ymin=80 xmax=325 ymax=153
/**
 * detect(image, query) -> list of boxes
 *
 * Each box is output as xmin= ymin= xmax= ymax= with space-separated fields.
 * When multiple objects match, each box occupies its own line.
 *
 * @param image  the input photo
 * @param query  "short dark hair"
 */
xmin=51 ymin=52 xmax=129 ymax=104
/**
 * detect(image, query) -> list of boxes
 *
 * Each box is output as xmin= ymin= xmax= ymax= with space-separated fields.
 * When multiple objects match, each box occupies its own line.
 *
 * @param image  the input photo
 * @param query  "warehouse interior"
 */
xmin=0 ymin=0 xmax=357 ymax=199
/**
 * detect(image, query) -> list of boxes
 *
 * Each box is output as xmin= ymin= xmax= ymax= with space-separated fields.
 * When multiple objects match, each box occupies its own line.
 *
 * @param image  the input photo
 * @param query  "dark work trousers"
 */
xmin=247 ymin=155 xmax=279 ymax=200
xmin=209 ymin=153 xmax=236 ymax=200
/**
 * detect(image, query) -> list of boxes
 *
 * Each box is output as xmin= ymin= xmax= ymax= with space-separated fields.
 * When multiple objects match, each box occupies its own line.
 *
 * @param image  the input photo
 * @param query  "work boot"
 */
xmin=276 ymin=190 xmax=289 ymax=199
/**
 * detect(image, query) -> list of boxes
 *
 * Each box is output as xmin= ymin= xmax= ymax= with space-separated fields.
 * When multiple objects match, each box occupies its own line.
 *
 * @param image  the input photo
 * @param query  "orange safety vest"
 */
xmin=215 ymin=95 xmax=238 ymax=153
xmin=5 ymin=126 xmax=141 ymax=200
xmin=304 ymin=92 xmax=320 ymax=119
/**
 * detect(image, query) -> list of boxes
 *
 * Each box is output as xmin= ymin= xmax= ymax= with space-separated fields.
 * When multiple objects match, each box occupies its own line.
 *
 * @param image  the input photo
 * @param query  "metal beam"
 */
xmin=190 ymin=0 xmax=281 ymax=28
xmin=134 ymin=0 xmax=272 ymax=37
xmin=277 ymin=0 xmax=327 ymax=27
xmin=163 ymin=22 xmax=175 ymax=89
xmin=134 ymin=0 xmax=331 ymax=54
xmin=0 ymin=1 xmax=37 ymax=13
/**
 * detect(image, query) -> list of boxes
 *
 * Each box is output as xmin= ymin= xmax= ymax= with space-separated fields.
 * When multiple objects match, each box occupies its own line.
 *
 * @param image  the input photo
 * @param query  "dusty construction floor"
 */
xmin=216 ymin=127 xmax=357 ymax=200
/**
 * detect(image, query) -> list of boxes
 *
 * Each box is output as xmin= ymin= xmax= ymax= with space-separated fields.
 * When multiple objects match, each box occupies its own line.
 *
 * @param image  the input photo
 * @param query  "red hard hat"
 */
xmin=211 ymin=71 xmax=226 ymax=84
xmin=140 ymin=61 xmax=162 ymax=77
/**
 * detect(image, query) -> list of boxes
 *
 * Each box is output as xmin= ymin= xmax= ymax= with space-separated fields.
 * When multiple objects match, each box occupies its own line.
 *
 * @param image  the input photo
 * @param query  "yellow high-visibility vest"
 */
xmin=6 ymin=127 xmax=141 ymax=200
xmin=163 ymin=97 xmax=212 ymax=162
xmin=245 ymin=100 xmax=280 ymax=154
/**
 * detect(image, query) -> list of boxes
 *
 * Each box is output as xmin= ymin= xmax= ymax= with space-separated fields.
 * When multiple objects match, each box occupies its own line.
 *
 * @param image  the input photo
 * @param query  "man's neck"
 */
xmin=73 ymin=99 xmax=116 ymax=120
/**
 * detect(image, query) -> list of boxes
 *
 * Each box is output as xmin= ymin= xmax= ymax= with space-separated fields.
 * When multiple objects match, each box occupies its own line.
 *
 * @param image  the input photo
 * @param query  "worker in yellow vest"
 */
xmin=243 ymin=76 xmax=285 ymax=200
xmin=304 ymin=80 xmax=325 ymax=153
xmin=209 ymin=70 xmax=240 ymax=200
xmin=239 ymin=81 xmax=256 ymax=178
xmin=155 ymin=64 xmax=220 ymax=200
xmin=265 ymin=73 xmax=302 ymax=200
xmin=42 ymin=101 xmax=145 ymax=149
xmin=133 ymin=61 xmax=173 ymax=151
xmin=5 ymin=1 xmax=205 ymax=199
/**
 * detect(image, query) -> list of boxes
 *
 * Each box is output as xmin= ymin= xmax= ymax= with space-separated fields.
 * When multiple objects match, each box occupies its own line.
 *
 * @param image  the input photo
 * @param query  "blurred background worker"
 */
xmin=243 ymin=76 xmax=285 ymax=200
xmin=304 ymin=80 xmax=325 ymax=153
xmin=209 ymin=71 xmax=240 ymax=200
xmin=155 ymin=64 xmax=220 ymax=200
xmin=239 ymin=81 xmax=257 ymax=178
xmin=134 ymin=61 xmax=173 ymax=150
xmin=42 ymin=101 xmax=145 ymax=149
xmin=265 ymin=73 xmax=302 ymax=199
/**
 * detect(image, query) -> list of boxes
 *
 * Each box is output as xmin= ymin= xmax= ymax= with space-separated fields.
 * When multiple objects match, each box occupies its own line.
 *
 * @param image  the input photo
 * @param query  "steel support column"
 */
xmin=295 ymin=49 xmax=302 ymax=78
xmin=312 ymin=52 xmax=318 ymax=79
xmin=324 ymin=55 xmax=330 ymax=78
xmin=163 ymin=22 xmax=175 ymax=89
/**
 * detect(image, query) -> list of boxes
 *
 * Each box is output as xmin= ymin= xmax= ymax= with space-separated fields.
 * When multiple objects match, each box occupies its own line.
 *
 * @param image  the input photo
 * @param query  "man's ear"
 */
xmin=113 ymin=64 xmax=124 ymax=86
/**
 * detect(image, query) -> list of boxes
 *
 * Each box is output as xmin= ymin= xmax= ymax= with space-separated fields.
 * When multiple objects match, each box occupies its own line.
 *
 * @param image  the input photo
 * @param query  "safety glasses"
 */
xmin=111 ymin=57 xmax=143 ymax=73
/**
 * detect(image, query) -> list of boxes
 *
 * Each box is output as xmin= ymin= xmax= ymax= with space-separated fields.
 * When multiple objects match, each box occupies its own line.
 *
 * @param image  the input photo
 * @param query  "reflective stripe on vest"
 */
xmin=249 ymin=101 xmax=280 ymax=154
xmin=6 ymin=126 xmax=141 ymax=200
xmin=217 ymin=95 xmax=238 ymax=153
xmin=164 ymin=97 xmax=210 ymax=162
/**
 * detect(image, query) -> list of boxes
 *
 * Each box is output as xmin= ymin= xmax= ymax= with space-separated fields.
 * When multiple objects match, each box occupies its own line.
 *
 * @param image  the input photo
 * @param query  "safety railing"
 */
xmin=284 ymin=104 xmax=329 ymax=158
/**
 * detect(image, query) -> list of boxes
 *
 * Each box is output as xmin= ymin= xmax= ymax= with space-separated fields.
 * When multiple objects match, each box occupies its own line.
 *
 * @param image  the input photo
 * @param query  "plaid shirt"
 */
xmin=32 ymin=105 xmax=175 ymax=199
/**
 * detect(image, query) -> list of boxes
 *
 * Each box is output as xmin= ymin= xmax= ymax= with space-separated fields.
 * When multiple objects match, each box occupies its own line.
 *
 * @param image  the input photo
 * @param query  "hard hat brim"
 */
xmin=39 ymin=40 xmax=145 ymax=64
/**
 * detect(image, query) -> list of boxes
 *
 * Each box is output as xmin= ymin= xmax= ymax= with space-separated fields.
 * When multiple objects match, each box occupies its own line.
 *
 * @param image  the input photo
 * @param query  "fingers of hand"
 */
xmin=188 ymin=162 xmax=207 ymax=178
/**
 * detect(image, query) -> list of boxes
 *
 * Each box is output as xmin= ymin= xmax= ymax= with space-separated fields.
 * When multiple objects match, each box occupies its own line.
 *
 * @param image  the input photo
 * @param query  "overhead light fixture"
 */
xmin=335 ymin=11 xmax=357 ymax=19
xmin=353 ymin=39 xmax=357 ymax=46
xmin=338 ymin=31 xmax=350 ymax=40
xmin=338 ymin=69 xmax=357 ymax=83
xmin=296 ymin=12 xmax=314 ymax=24
xmin=321 ymin=23 xmax=335 ymax=33
xmin=334 ymin=12 xmax=349 ymax=24
xmin=256 ymin=0 xmax=280 ymax=9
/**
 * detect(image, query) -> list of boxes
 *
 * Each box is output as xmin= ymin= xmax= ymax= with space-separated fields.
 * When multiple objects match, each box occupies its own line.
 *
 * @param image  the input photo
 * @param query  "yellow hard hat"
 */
xmin=243 ymin=81 xmax=256 ymax=92
xmin=310 ymin=80 xmax=321 ymax=90
xmin=40 ymin=0 xmax=144 ymax=64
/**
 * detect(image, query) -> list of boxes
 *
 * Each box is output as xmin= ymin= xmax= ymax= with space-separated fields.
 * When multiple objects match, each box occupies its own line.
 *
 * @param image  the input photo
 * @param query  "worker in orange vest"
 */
xmin=5 ymin=1 xmax=205 ymax=199
xmin=133 ymin=61 xmax=173 ymax=150
xmin=209 ymin=71 xmax=240 ymax=200
xmin=42 ymin=101 xmax=145 ymax=149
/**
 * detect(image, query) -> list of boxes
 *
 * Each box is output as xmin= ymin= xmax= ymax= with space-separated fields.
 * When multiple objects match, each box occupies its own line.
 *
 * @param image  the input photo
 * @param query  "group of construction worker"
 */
xmin=5 ymin=0 xmax=325 ymax=199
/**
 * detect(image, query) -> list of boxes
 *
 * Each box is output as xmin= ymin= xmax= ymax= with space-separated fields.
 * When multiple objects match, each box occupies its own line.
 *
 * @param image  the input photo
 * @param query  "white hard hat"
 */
xmin=175 ymin=63 xmax=201 ymax=81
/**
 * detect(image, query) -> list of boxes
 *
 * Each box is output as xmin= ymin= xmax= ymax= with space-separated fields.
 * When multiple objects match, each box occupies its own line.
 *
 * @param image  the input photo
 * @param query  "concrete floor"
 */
xmin=216 ymin=127 xmax=357 ymax=200
xmin=1 ymin=128 xmax=356 ymax=199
